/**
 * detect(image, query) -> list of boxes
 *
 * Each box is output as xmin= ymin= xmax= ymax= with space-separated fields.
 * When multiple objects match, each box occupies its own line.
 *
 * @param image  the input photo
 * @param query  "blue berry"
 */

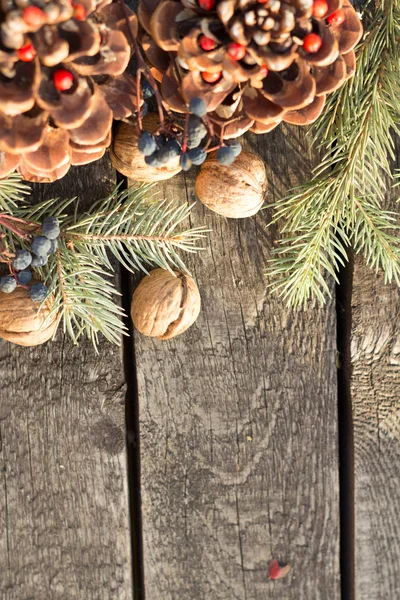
xmin=31 ymin=254 xmax=48 ymax=268
xmin=188 ymin=147 xmax=207 ymax=165
xmin=189 ymin=97 xmax=207 ymax=117
xmin=141 ymin=80 xmax=154 ymax=99
xmin=30 ymin=282 xmax=48 ymax=303
xmin=180 ymin=153 xmax=192 ymax=172
xmin=0 ymin=276 xmax=16 ymax=293
xmin=157 ymin=140 xmax=181 ymax=165
xmin=12 ymin=249 xmax=32 ymax=271
xmin=48 ymin=239 xmax=58 ymax=254
xmin=216 ymin=146 xmax=237 ymax=166
xmin=138 ymin=132 xmax=157 ymax=156
xmin=31 ymin=236 xmax=51 ymax=256
xmin=226 ymin=140 xmax=242 ymax=157
xmin=145 ymin=152 xmax=162 ymax=168
xmin=17 ymin=269 xmax=33 ymax=285
xmin=188 ymin=116 xmax=207 ymax=143
xmin=42 ymin=216 xmax=60 ymax=240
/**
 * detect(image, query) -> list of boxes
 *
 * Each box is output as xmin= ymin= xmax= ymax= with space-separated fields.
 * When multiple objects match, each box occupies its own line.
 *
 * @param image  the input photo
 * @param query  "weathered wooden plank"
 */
xmin=132 ymin=126 xmax=340 ymax=599
xmin=351 ymin=261 xmax=400 ymax=599
xmin=0 ymin=159 xmax=132 ymax=600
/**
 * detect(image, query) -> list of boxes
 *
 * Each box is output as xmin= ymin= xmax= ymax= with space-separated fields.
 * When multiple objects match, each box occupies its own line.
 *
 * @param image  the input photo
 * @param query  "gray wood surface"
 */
xmin=351 ymin=261 xmax=400 ymax=599
xmin=132 ymin=127 xmax=341 ymax=600
xmin=0 ymin=158 xmax=133 ymax=600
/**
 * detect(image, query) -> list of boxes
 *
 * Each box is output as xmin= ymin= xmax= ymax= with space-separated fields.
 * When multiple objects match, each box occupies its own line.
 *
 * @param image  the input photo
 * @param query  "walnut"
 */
xmin=131 ymin=268 xmax=201 ymax=339
xmin=0 ymin=284 xmax=58 ymax=346
xmin=195 ymin=150 xmax=267 ymax=218
xmin=110 ymin=113 xmax=182 ymax=182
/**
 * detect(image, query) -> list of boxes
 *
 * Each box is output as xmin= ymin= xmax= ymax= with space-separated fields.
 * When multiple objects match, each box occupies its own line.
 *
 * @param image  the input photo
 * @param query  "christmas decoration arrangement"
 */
xmin=1 ymin=0 xmax=399 ymax=348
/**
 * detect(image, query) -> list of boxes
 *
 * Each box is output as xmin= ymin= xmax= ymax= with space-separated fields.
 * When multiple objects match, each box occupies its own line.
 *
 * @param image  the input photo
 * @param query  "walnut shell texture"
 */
xmin=0 ymin=285 xmax=58 ymax=346
xmin=195 ymin=150 xmax=267 ymax=218
xmin=110 ymin=113 xmax=181 ymax=182
xmin=131 ymin=268 xmax=201 ymax=340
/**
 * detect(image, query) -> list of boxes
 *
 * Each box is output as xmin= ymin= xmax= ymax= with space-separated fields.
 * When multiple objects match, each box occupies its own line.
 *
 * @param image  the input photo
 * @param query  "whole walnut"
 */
xmin=110 ymin=114 xmax=182 ymax=182
xmin=131 ymin=268 xmax=201 ymax=339
xmin=195 ymin=150 xmax=267 ymax=218
xmin=0 ymin=285 xmax=58 ymax=346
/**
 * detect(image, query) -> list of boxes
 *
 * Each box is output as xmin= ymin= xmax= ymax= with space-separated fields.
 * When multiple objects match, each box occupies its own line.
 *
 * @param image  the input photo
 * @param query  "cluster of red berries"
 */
xmin=196 ymin=0 xmax=346 ymax=83
xmin=15 ymin=2 xmax=88 ymax=92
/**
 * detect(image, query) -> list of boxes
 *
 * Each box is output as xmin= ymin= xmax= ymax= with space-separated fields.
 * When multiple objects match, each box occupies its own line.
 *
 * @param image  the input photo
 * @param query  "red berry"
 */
xmin=73 ymin=3 xmax=86 ymax=20
xmin=312 ymin=0 xmax=328 ymax=18
xmin=198 ymin=35 xmax=217 ymax=51
xmin=327 ymin=9 xmax=345 ymax=25
xmin=259 ymin=64 xmax=268 ymax=77
xmin=257 ymin=0 xmax=269 ymax=3
xmin=303 ymin=33 xmax=323 ymax=53
xmin=17 ymin=42 xmax=36 ymax=62
xmin=53 ymin=69 xmax=74 ymax=91
xmin=227 ymin=42 xmax=246 ymax=61
xmin=22 ymin=5 xmax=44 ymax=26
xmin=201 ymin=71 xmax=222 ymax=83
xmin=197 ymin=0 xmax=215 ymax=10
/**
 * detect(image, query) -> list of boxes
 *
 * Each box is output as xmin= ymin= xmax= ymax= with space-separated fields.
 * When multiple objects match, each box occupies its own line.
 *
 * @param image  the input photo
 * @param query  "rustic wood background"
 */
xmin=0 ymin=108 xmax=399 ymax=600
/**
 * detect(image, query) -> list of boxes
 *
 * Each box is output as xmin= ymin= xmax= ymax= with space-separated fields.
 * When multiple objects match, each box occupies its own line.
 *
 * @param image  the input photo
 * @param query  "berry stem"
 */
xmin=0 ymin=216 xmax=32 ymax=240
xmin=182 ymin=114 xmax=189 ymax=153
xmin=118 ymin=0 xmax=167 ymax=127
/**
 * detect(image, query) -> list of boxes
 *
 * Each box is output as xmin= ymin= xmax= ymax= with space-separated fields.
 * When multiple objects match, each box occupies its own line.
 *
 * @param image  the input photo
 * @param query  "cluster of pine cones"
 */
xmin=0 ymin=0 xmax=139 ymax=181
xmin=138 ymin=0 xmax=363 ymax=137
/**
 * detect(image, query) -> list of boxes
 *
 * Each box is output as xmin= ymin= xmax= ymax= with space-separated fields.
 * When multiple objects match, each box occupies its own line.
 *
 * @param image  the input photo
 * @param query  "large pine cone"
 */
xmin=0 ymin=0 xmax=140 ymax=182
xmin=139 ymin=0 xmax=363 ymax=137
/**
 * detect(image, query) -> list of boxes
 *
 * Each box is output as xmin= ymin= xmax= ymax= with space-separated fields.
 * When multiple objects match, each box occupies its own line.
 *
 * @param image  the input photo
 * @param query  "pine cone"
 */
xmin=139 ymin=0 xmax=363 ymax=137
xmin=0 ymin=0 xmax=140 ymax=182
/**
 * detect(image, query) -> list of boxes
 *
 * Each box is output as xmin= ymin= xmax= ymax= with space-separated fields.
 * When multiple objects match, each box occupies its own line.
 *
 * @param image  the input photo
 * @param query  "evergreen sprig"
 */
xmin=268 ymin=0 xmax=400 ymax=307
xmin=0 ymin=179 xmax=207 ymax=347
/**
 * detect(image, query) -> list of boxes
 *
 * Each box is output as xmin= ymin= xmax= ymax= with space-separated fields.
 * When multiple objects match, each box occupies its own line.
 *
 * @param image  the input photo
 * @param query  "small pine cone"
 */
xmin=0 ymin=0 xmax=141 ymax=182
xmin=140 ymin=0 xmax=363 ymax=137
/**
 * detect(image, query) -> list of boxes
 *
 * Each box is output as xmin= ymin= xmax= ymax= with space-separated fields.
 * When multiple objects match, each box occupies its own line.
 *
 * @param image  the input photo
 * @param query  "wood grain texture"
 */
xmin=131 ymin=126 xmax=341 ymax=599
xmin=351 ymin=263 xmax=400 ymax=599
xmin=0 ymin=158 xmax=132 ymax=600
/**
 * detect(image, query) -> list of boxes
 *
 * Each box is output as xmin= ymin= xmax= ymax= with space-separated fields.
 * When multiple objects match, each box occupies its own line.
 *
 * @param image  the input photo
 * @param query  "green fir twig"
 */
xmin=268 ymin=0 xmax=400 ymax=307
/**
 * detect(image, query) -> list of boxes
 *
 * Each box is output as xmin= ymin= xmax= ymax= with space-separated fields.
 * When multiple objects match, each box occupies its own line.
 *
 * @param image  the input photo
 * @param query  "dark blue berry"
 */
xmin=189 ymin=97 xmax=207 ymax=117
xmin=188 ymin=147 xmax=207 ymax=165
xmin=12 ymin=249 xmax=32 ymax=271
xmin=0 ymin=276 xmax=16 ymax=293
xmin=17 ymin=269 xmax=33 ymax=285
xmin=145 ymin=152 xmax=162 ymax=168
xmin=180 ymin=153 xmax=192 ymax=172
xmin=216 ymin=146 xmax=237 ymax=166
xmin=31 ymin=236 xmax=51 ymax=256
xmin=141 ymin=80 xmax=155 ymax=99
xmin=31 ymin=254 xmax=48 ymax=268
xmin=157 ymin=140 xmax=181 ymax=165
xmin=188 ymin=116 xmax=207 ymax=140
xmin=226 ymin=140 xmax=242 ymax=157
xmin=48 ymin=239 xmax=58 ymax=254
xmin=138 ymin=132 xmax=157 ymax=156
xmin=42 ymin=216 xmax=60 ymax=240
xmin=30 ymin=282 xmax=48 ymax=303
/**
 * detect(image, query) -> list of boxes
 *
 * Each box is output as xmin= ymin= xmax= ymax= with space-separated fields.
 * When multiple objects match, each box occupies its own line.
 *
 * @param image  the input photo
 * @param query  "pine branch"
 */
xmin=5 ymin=183 xmax=207 ymax=347
xmin=268 ymin=0 xmax=400 ymax=307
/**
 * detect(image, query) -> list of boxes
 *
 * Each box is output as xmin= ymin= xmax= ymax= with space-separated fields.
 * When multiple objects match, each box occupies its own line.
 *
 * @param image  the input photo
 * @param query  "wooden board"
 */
xmin=131 ymin=127 xmax=341 ymax=599
xmin=351 ymin=262 xmax=400 ymax=599
xmin=0 ymin=159 xmax=133 ymax=600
